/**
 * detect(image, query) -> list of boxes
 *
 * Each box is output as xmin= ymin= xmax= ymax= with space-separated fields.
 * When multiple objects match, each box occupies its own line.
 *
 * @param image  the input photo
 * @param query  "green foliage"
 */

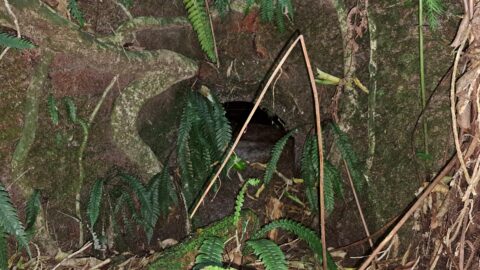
xmin=177 ymin=91 xmax=231 ymax=206
xmin=424 ymin=0 xmax=444 ymax=29
xmin=257 ymin=0 xmax=294 ymax=32
xmin=0 ymin=229 xmax=7 ymax=270
xmin=263 ymin=129 xmax=296 ymax=185
xmin=193 ymin=237 xmax=225 ymax=270
xmin=301 ymin=134 xmax=343 ymax=214
xmin=87 ymin=167 xmax=178 ymax=245
xmin=214 ymin=0 xmax=230 ymax=16
xmin=87 ymin=179 xmax=103 ymax=228
xmin=247 ymin=239 xmax=287 ymax=270
xmin=0 ymin=184 xmax=30 ymax=256
xmin=64 ymin=97 xmax=77 ymax=123
xmin=183 ymin=0 xmax=216 ymax=61
xmin=47 ymin=95 xmax=59 ymax=126
xmin=0 ymin=32 xmax=35 ymax=49
xmin=120 ymin=0 xmax=134 ymax=9
xmin=252 ymin=219 xmax=337 ymax=269
xmin=68 ymin=0 xmax=85 ymax=27
xmin=329 ymin=124 xmax=364 ymax=192
xmin=233 ymin=178 xmax=260 ymax=224
xmin=25 ymin=190 xmax=41 ymax=234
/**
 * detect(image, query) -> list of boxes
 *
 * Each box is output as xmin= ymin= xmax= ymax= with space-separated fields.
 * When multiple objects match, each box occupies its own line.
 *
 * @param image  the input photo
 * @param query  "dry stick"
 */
xmin=451 ymin=27 xmax=472 ymax=187
xmin=358 ymin=154 xmax=457 ymax=270
xmin=51 ymin=242 xmax=92 ymax=270
xmin=75 ymin=75 xmax=119 ymax=246
xmin=0 ymin=0 xmax=20 ymax=60
xmin=204 ymin=0 xmax=219 ymax=67
xmin=343 ymin=159 xmax=373 ymax=248
xmin=298 ymin=36 xmax=328 ymax=270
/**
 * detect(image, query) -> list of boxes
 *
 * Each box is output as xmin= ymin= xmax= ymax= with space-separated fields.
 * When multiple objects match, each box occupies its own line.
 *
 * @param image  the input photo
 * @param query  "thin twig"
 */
xmin=358 ymin=154 xmax=457 ymax=270
xmin=204 ymin=0 xmax=219 ymax=67
xmin=0 ymin=0 xmax=21 ymax=60
xmin=75 ymin=75 xmax=119 ymax=246
xmin=450 ymin=26 xmax=472 ymax=185
xmin=51 ymin=242 xmax=92 ymax=270
xmin=343 ymin=159 xmax=373 ymax=248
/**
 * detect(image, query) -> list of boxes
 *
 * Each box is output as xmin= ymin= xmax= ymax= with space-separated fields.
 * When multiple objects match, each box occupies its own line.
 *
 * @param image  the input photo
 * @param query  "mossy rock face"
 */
xmin=341 ymin=0 xmax=460 ymax=230
xmin=111 ymin=51 xmax=197 ymax=177
xmin=148 ymin=211 xmax=258 ymax=270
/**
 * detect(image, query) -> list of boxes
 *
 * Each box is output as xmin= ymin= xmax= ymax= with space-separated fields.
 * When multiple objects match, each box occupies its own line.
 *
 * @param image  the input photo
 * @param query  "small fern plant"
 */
xmin=68 ymin=0 xmax=85 ymax=27
xmin=183 ymin=0 xmax=217 ymax=62
xmin=0 ymin=184 xmax=34 ymax=269
xmin=86 ymin=166 xmax=178 ymax=247
xmin=176 ymin=89 xmax=232 ymax=207
xmin=0 ymin=31 xmax=35 ymax=49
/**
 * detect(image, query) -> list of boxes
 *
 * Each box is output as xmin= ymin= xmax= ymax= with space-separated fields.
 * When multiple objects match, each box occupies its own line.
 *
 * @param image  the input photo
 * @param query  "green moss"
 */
xmin=148 ymin=211 xmax=258 ymax=270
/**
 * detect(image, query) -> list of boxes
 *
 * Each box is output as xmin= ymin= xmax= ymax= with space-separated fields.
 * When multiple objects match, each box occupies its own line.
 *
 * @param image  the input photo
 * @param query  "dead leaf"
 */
xmin=266 ymin=197 xmax=283 ymax=241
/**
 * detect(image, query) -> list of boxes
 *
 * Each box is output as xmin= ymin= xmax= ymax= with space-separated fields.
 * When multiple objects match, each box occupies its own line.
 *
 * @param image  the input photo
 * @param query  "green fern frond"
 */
xmin=424 ymin=0 xmax=444 ymax=29
xmin=210 ymin=96 xmax=232 ymax=153
xmin=47 ymin=95 xmax=59 ymax=126
xmin=193 ymin=237 xmax=225 ymax=270
xmin=329 ymin=124 xmax=364 ymax=192
xmin=247 ymin=239 xmax=287 ymax=270
xmin=87 ymin=179 xmax=103 ymax=228
xmin=253 ymin=219 xmax=337 ymax=269
xmin=68 ymin=0 xmax=85 ymax=27
xmin=184 ymin=0 xmax=216 ymax=61
xmin=0 ymin=184 xmax=30 ymax=256
xmin=260 ymin=0 xmax=274 ymax=21
xmin=234 ymin=178 xmax=260 ymax=225
xmin=264 ymin=129 xmax=296 ymax=185
xmin=274 ymin=2 xmax=286 ymax=33
xmin=160 ymin=168 xmax=178 ymax=216
xmin=25 ymin=190 xmax=41 ymax=232
xmin=0 ymin=32 xmax=35 ymax=49
xmin=64 ymin=97 xmax=77 ymax=123
xmin=0 ymin=228 xmax=8 ymax=270
xmin=118 ymin=173 xmax=155 ymax=239
xmin=214 ymin=0 xmax=230 ymax=15
xmin=301 ymin=135 xmax=343 ymax=213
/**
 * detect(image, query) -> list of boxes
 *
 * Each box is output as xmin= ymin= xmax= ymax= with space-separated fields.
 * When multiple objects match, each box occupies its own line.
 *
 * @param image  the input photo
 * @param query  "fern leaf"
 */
xmin=0 ymin=229 xmax=7 ymax=270
xmin=154 ymin=165 xmax=178 ymax=217
xmin=263 ymin=129 xmax=296 ymax=185
xmin=260 ymin=0 xmax=274 ymax=21
xmin=211 ymin=96 xmax=232 ymax=153
xmin=193 ymin=237 xmax=225 ymax=269
xmin=330 ymin=124 xmax=364 ymax=192
xmin=0 ymin=184 xmax=30 ymax=256
xmin=234 ymin=178 xmax=260 ymax=225
xmin=253 ymin=219 xmax=337 ymax=269
xmin=64 ymin=97 xmax=77 ymax=123
xmin=87 ymin=179 xmax=103 ymax=228
xmin=214 ymin=0 xmax=230 ymax=15
xmin=47 ymin=94 xmax=59 ymax=126
xmin=274 ymin=2 xmax=286 ymax=32
xmin=68 ymin=0 xmax=85 ymax=27
xmin=25 ymin=190 xmax=41 ymax=232
xmin=301 ymin=135 xmax=343 ymax=213
xmin=0 ymin=32 xmax=35 ymax=49
xmin=184 ymin=0 xmax=216 ymax=61
xmin=424 ymin=0 xmax=444 ymax=29
xmin=247 ymin=239 xmax=287 ymax=270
